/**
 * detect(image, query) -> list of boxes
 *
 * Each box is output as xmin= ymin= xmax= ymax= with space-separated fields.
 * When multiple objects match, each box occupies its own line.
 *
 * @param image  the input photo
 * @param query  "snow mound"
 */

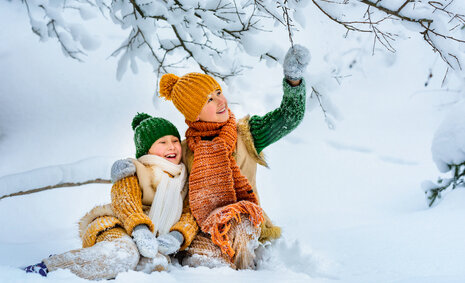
xmin=255 ymin=239 xmax=336 ymax=280
xmin=432 ymin=101 xmax=465 ymax=173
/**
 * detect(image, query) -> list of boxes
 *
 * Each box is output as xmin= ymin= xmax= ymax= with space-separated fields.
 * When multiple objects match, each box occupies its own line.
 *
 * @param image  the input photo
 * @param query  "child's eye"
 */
xmin=207 ymin=97 xmax=213 ymax=102
xmin=216 ymin=91 xmax=221 ymax=96
xmin=160 ymin=141 xmax=166 ymax=144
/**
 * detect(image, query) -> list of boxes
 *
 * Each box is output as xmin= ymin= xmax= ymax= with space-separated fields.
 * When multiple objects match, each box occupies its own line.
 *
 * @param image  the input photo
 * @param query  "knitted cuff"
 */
xmin=170 ymin=213 xmax=199 ymax=251
xmin=284 ymin=75 xmax=302 ymax=82
xmin=95 ymin=227 xmax=128 ymax=244
xmin=283 ymin=77 xmax=306 ymax=94
xmin=122 ymin=213 xmax=155 ymax=236
xmin=81 ymin=216 xmax=122 ymax=248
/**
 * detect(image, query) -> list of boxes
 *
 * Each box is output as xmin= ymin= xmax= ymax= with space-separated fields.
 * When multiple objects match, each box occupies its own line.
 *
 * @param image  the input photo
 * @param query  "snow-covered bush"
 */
xmin=424 ymin=100 xmax=465 ymax=206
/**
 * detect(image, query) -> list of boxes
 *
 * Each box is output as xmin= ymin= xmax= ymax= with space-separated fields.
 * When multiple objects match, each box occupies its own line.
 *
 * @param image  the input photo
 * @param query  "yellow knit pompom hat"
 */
xmin=159 ymin=72 xmax=222 ymax=121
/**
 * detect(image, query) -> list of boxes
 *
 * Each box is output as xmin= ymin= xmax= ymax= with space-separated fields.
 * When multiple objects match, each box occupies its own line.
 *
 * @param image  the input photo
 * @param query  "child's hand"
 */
xmin=111 ymin=158 xmax=136 ymax=183
xmin=132 ymin=225 xmax=159 ymax=258
xmin=283 ymin=44 xmax=311 ymax=81
xmin=157 ymin=231 xmax=183 ymax=255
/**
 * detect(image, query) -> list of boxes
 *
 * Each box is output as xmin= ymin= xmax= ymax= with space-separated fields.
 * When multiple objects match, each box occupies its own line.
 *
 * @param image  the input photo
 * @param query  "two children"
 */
xmin=25 ymin=114 xmax=198 ymax=280
xmin=25 ymin=43 xmax=310 ymax=277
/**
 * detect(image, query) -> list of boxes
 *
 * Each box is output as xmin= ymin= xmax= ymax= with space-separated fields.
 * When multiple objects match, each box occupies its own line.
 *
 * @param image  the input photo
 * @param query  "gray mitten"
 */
xmin=283 ymin=44 xmax=311 ymax=81
xmin=111 ymin=158 xmax=136 ymax=183
xmin=132 ymin=225 xmax=159 ymax=258
xmin=157 ymin=231 xmax=183 ymax=255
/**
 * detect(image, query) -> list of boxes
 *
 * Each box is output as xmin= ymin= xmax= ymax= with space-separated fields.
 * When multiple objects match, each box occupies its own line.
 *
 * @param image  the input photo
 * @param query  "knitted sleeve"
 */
xmin=170 ymin=196 xmax=199 ymax=251
xmin=81 ymin=216 xmax=123 ymax=248
xmin=111 ymin=175 xmax=155 ymax=236
xmin=249 ymin=78 xmax=306 ymax=154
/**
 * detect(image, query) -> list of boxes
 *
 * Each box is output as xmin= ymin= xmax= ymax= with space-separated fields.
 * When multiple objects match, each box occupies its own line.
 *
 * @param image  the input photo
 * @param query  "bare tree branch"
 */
xmin=313 ymin=0 xmax=465 ymax=72
xmin=360 ymin=0 xmax=433 ymax=24
xmin=0 ymin=179 xmax=111 ymax=200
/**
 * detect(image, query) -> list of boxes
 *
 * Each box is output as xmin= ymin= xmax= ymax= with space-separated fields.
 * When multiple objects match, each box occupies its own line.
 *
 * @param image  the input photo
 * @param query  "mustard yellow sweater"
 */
xmin=84 ymin=175 xmax=198 ymax=250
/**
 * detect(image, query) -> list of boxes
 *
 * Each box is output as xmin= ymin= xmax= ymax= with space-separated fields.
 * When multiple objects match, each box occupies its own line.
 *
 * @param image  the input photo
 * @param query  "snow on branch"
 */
xmin=424 ymin=99 xmax=465 ymax=207
xmin=0 ymin=157 xmax=113 ymax=199
xmin=20 ymin=0 xmax=465 ymax=82
xmin=20 ymin=0 xmax=305 ymax=82
xmin=312 ymin=0 xmax=465 ymax=73
xmin=0 ymin=178 xmax=111 ymax=200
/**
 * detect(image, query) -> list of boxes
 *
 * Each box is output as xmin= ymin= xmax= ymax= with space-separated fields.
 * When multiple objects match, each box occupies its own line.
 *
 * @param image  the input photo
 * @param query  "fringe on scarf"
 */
xmin=203 ymin=200 xmax=264 ymax=259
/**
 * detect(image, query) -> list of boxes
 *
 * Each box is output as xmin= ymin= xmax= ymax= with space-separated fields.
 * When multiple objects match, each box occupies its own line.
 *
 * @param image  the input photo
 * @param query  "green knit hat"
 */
xmin=132 ymin=113 xmax=181 ymax=158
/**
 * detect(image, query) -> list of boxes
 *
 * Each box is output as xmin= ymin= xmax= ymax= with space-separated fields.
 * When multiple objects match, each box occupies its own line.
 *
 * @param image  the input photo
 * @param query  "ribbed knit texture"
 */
xmin=170 ymin=196 xmax=199 ymax=250
xmin=249 ymin=79 xmax=306 ymax=154
xmin=95 ymin=227 xmax=128 ymax=244
xmin=82 ymin=216 xmax=123 ymax=248
xmin=132 ymin=113 xmax=181 ymax=158
xmin=159 ymin=72 xmax=222 ymax=121
xmin=111 ymin=176 xmax=155 ymax=235
xmin=185 ymin=111 xmax=264 ymax=258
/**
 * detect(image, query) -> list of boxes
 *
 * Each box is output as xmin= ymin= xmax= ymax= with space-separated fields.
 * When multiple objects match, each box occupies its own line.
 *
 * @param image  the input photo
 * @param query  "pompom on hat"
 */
xmin=159 ymin=72 xmax=222 ymax=121
xmin=132 ymin=113 xmax=181 ymax=158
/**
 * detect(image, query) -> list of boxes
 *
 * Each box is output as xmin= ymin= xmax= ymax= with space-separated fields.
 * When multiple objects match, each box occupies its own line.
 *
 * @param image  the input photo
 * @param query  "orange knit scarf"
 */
xmin=186 ymin=110 xmax=264 ymax=258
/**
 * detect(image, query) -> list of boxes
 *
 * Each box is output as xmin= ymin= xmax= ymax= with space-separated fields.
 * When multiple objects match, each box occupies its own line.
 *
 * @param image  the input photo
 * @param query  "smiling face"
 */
xmin=197 ymin=89 xmax=229 ymax=123
xmin=148 ymin=135 xmax=182 ymax=164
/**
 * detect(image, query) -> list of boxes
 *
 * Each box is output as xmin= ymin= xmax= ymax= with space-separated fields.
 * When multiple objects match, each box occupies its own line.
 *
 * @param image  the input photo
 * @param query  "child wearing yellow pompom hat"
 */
xmin=159 ymin=45 xmax=310 ymax=269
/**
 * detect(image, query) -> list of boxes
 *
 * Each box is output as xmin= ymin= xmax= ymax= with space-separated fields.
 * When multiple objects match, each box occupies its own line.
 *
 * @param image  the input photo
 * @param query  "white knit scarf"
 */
xmin=138 ymin=155 xmax=187 ymax=236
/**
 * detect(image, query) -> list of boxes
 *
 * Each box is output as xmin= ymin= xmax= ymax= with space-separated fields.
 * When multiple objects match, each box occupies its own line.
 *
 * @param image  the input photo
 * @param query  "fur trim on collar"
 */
xmin=78 ymin=204 xmax=114 ymax=239
xmin=237 ymin=115 xmax=268 ymax=167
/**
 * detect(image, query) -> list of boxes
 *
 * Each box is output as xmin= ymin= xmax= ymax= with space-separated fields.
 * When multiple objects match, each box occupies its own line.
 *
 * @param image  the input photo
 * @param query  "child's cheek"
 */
xmin=206 ymin=106 xmax=215 ymax=119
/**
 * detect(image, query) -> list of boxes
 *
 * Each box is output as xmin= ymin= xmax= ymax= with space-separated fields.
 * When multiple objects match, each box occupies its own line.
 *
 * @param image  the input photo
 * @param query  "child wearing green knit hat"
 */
xmin=132 ymin=112 xmax=181 ymax=159
xmin=25 ymin=113 xmax=198 ymax=280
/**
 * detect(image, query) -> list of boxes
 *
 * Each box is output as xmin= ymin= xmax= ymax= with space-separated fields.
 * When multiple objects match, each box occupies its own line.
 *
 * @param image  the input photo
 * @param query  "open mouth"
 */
xmin=217 ymin=106 xmax=226 ymax=114
xmin=165 ymin=153 xmax=177 ymax=160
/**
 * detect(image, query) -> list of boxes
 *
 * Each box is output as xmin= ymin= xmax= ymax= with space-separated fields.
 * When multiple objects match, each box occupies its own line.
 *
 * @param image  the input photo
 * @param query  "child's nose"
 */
xmin=215 ymin=95 xmax=225 ymax=104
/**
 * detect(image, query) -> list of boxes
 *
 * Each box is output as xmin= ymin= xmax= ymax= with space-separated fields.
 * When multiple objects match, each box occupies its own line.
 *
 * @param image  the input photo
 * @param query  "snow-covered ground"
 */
xmin=2 ymin=1 xmax=465 ymax=282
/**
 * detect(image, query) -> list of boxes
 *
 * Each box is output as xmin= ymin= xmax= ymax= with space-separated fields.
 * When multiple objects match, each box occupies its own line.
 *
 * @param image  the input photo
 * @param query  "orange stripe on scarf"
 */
xmin=186 ymin=110 xmax=264 ymax=258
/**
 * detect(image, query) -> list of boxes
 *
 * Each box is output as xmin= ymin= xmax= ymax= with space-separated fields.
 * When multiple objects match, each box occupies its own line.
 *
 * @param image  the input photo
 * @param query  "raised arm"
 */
xmin=249 ymin=44 xmax=310 ymax=154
